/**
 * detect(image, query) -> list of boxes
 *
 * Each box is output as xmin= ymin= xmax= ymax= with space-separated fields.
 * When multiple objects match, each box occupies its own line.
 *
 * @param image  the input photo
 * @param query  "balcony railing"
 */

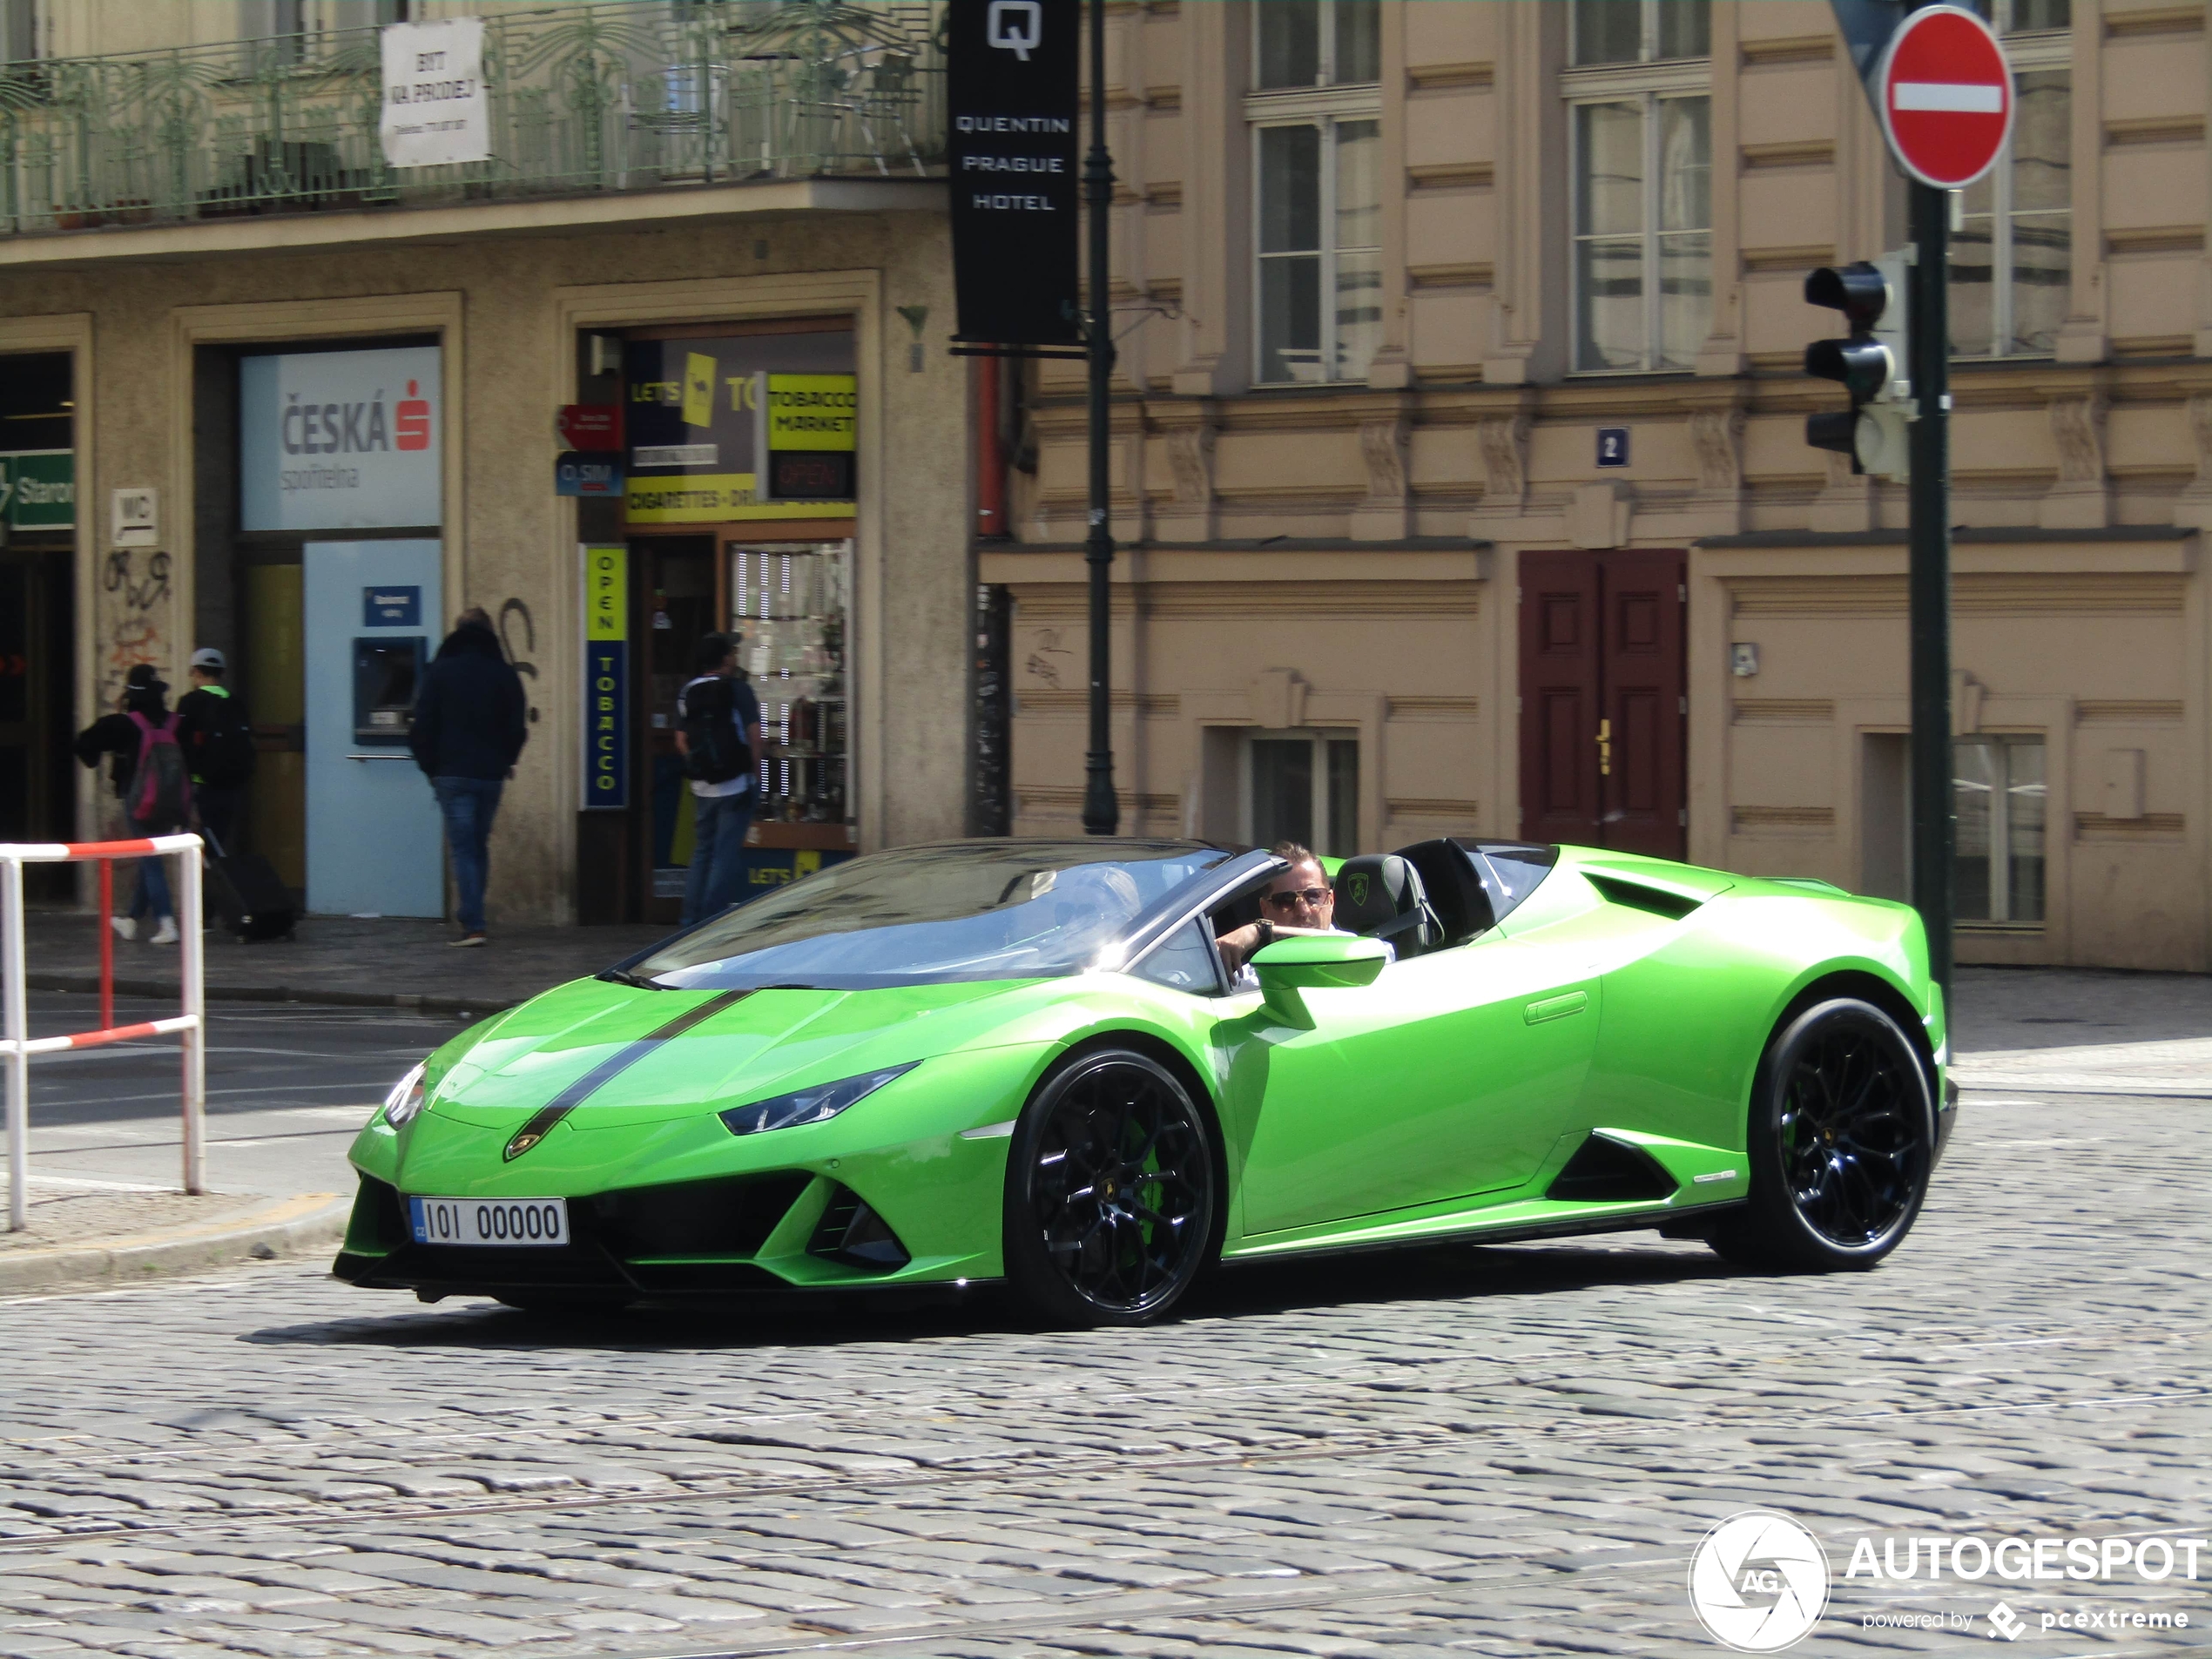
xmin=0 ymin=0 xmax=944 ymax=238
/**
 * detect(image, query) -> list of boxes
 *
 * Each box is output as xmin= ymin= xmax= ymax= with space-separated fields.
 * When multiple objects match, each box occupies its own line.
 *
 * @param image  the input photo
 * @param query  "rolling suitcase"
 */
xmin=200 ymin=829 xmax=297 ymax=942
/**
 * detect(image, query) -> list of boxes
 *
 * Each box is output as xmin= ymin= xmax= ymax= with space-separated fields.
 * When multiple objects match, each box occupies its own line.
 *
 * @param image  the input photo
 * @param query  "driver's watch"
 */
xmin=1254 ymin=919 xmax=1275 ymax=952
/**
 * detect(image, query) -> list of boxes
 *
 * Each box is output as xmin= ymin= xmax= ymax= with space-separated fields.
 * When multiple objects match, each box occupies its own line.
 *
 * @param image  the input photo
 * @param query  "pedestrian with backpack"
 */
xmin=408 ymin=608 xmax=529 ymax=947
xmin=73 ymin=664 xmax=193 ymax=945
xmin=174 ymin=646 xmax=255 ymax=859
xmin=674 ymin=632 xmax=764 ymax=926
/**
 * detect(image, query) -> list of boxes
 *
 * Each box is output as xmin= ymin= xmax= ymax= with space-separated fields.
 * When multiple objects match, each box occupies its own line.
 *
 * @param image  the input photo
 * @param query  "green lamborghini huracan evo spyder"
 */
xmin=336 ymin=838 xmax=1955 ymax=1325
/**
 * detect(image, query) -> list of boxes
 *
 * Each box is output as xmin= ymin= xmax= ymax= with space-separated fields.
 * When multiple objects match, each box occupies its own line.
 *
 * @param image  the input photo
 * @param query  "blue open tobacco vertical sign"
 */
xmin=581 ymin=544 xmax=629 ymax=811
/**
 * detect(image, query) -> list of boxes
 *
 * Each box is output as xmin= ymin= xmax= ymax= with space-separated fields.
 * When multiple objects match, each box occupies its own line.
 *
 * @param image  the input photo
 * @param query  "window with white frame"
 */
xmin=1565 ymin=0 xmax=1712 ymax=373
xmin=1244 ymin=731 xmax=1359 ymax=861
xmin=1954 ymin=735 xmax=2046 ymax=925
xmin=1250 ymin=1 xmax=1382 ymax=386
xmin=1952 ymin=2 xmax=2070 ymax=358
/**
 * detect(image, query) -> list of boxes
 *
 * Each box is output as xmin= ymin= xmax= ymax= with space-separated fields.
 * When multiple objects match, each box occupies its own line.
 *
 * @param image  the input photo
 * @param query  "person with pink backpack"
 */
xmin=72 ymin=664 xmax=194 ymax=945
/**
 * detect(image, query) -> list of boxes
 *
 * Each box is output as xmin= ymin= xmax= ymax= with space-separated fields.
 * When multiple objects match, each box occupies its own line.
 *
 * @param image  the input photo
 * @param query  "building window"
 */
xmin=1245 ymin=731 xmax=1359 ymax=860
xmin=1955 ymin=736 xmax=2045 ymax=925
xmin=1952 ymin=7 xmax=2071 ymax=358
xmin=1255 ymin=118 xmax=1381 ymax=384
xmin=1565 ymin=3 xmax=1711 ymax=373
xmin=1249 ymin=0 xmax=1381 ymax=387
xmin=0 ymin=0 xmax=37 ymax=64
xmin=1257 ymin=0 xmax=1380 ymax=91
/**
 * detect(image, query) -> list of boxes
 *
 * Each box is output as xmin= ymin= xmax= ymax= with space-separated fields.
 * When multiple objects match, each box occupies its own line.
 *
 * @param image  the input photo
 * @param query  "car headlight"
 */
xmin=718 ymin=1062 xmax=918 ymax=1136
xmin=382 ymin=1062 xmax=428 ymax=1127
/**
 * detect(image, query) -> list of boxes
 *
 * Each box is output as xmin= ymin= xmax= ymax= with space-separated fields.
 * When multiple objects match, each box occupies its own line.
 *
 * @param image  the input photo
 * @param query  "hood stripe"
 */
xmin=502 ymin=988 xmax=754 ymax=1160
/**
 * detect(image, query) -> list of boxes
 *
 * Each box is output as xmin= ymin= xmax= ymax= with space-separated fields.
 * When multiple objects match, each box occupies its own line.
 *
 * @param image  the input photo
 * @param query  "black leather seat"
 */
xmin=1331 ymin=853 xmax=1440 ymax=956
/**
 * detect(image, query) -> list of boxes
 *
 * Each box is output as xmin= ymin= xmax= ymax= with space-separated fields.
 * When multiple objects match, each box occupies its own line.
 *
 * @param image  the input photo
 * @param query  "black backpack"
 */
xmin=680 ymin=675 xmax=752 ymax=785
xmin=187 ymin=692 xmax=257 ymax=788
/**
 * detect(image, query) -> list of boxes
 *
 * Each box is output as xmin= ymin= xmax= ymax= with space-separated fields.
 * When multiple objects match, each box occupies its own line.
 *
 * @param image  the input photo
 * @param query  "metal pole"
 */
xmin=3 ymin=857 xmax=28 ymax=1232
xmin=1078 ymin=0 xmax=1119 ymax=836
xmin=98 ymin=857 xmax=113 ymax=1034
xmin=178 ymin=839 xmax=206 ymax=1195
xmin=1907 ymin=180 xmax=1953 ymax=1001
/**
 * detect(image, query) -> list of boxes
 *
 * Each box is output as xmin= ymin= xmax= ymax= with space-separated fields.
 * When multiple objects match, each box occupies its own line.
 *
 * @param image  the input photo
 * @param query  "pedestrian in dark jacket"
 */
xmin=174 ymin=646 xmax=253 ymax=857
xmin=408 ymin=608 xmax=528 ymax=946
xmin=73 ymin=664 xmax=181 ymax=944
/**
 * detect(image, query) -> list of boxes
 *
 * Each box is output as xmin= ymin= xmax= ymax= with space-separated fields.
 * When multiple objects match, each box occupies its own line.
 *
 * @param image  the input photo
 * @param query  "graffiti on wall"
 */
xmin=498 ymin=596 xmax=541 ymax=724
xmin=1022 ymin=625 xmax=1073 ymax=690
xmin=101 ymin=549 xmax=171 ymax=704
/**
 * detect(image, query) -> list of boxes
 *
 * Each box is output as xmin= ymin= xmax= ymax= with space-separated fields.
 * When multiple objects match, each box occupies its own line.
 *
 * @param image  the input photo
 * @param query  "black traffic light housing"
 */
xmin=1804 ymin=254 xmax=1910 ymax=482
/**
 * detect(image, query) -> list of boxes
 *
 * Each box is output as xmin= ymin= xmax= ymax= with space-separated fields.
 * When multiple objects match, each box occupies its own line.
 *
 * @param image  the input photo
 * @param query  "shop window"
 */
xmin=1 ymin=0 xmax=37 ymax=65
xmin=1566 ymin=3 xmax=1711 ymax=374
xmin=1245 ymin=730 xmax=1359 ymax=860
xmin=1955 ymin=736 xmax=2045 ymax=926
xmin=728 ymin=541 xmax=850 ymax=826
xmin=1951 ymin=48 xmax=2070 ymax=358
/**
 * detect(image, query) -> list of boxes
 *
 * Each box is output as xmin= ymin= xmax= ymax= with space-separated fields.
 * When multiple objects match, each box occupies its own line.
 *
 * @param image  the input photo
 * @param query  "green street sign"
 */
xmin=0 ymin=450 xmax=74 ymax=531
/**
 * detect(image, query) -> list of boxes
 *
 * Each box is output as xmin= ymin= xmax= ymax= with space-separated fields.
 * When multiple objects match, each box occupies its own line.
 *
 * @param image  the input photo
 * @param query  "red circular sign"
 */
xmin=1875 ymin=5 xmax=2013 ymax=190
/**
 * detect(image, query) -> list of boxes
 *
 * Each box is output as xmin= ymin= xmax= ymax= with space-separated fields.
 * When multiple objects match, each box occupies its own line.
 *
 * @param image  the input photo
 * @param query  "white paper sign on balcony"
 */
xmin=379 ymin=18 xmax=490 ymax=168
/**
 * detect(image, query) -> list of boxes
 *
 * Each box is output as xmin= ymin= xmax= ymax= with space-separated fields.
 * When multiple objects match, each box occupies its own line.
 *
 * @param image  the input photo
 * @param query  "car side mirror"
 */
xmin=1251 ymin=934 xmax=1387 ymax=1026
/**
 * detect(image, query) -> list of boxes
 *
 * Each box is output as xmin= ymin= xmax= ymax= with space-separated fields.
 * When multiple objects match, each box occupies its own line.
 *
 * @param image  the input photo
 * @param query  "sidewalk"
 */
xmin=23 ymin=907 xmax=666 ymax=1018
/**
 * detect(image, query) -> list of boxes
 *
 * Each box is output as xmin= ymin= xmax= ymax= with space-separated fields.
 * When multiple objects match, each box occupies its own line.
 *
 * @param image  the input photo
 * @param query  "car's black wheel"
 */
xmin=1003 ymin=1046 xmax=1217 ymax=1327
xmin=1710 ymin=997 xmax=1934 ymax=1273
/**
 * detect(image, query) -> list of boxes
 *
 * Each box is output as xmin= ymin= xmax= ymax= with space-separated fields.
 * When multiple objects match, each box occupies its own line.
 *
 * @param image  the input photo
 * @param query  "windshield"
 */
xmin=624 ymin=840 xmax=1237 ymax=989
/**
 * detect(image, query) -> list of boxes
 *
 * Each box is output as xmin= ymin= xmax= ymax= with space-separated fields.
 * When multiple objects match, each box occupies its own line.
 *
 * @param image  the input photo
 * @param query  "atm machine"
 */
xmin=302 ymin=541 xmax=445 ymax=917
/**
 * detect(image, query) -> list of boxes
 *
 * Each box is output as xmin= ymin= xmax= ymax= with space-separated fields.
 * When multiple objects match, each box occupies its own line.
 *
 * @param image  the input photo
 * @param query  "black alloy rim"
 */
xmin=1777 ymin=1018 xmax=1927 ymax=1247
xmin=1032 ymin=1060 xmax=1211 ymax=1313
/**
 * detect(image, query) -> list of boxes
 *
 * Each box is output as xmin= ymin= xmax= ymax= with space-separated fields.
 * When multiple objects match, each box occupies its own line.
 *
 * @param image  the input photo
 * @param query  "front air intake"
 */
xmin=807 ymin=1184 xmax=911 ymax=1271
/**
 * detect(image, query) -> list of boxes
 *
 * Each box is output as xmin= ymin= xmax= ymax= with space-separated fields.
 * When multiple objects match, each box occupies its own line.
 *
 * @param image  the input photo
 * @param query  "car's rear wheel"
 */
xmin=1710 ymin=997 xmax=1934 ymax=1273
xmin=1003 ymin=1046 xmax=1217 ymax=1327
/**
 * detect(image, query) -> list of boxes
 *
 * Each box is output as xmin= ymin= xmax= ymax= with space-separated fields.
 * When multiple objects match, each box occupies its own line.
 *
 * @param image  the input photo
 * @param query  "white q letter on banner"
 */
xmin=380 ymin=18 xmax=491 ymax=168
xmin=986 ymin=1 xmax=1042 ymax=61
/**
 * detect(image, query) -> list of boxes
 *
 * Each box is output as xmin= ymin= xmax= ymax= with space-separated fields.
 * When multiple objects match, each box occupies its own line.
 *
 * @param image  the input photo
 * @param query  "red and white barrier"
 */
xmin=0 ymin=834 xmax=206 ymax=1232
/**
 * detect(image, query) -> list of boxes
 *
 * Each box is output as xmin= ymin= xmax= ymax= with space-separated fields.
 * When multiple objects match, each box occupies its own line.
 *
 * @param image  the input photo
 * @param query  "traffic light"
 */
xmin=1804 ymin=253 xmax=1910 ymax=482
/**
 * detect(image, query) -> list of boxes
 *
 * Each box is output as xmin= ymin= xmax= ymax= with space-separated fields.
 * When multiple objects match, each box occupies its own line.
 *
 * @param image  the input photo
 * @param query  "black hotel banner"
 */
xmin=948 ymin=0 xmax=1082 ymax=345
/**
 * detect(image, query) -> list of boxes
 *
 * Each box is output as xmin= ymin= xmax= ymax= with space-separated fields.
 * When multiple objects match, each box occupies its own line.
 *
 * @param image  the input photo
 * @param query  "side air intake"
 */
xmin=1586 ymin=873 xmax=1703 ymax=921
xmin=1546 ymin=1132 xmax=1680 ymax=1204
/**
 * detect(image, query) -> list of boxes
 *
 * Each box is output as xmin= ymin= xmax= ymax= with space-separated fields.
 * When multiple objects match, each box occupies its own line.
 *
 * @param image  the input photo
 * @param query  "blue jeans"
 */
xmin=682 ymin=790 xmax=753 ymax=926
xmin=432 ymin=776 xmax=503 ymax=934
xmin=128 ymin=819 xmax=173 ymax=924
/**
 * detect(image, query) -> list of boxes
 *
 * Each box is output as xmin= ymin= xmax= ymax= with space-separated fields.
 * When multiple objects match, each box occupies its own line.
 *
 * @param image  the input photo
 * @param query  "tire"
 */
xmin=1709 ymin=997 xmax=1934 ymax=1273
xmin=1003 ymin=1046 xmax=1218 ymax=1327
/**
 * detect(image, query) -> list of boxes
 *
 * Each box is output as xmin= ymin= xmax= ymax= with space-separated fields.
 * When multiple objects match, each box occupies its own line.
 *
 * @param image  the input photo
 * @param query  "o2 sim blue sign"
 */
xmin=363 ymin=586 xmax=421 ymax=627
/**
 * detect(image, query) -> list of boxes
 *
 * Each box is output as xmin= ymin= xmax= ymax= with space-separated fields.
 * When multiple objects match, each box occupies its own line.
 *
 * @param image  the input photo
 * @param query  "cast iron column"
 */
xmin=1907 ymin=179 xmax=1952 ymax=999
xmin=1079 ymin=0 xmax=1119 ymax=835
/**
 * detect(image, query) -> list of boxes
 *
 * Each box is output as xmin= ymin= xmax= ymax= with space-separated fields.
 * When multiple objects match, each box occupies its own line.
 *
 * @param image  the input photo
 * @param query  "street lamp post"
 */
xmin=1079 ymin=0 xmax=1118 ymax=836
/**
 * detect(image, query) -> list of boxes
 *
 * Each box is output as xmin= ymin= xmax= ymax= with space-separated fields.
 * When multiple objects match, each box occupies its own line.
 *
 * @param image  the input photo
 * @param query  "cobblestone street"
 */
xmin=1 ymin=1089 xmax=2205 ymax=1658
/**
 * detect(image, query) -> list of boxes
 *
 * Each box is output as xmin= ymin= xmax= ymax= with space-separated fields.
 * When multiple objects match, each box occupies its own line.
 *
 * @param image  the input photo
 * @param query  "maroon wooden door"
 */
xmin=1518 ymin=550 xmax=1686 ymax=859
xmin=1518 ymin=551 xmax=1602 ymax=847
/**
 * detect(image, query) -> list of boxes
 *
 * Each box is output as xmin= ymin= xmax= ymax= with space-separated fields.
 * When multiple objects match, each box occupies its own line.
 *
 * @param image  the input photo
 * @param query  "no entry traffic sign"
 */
xmin=1874 ymin=5 xmax=2013 ymax=190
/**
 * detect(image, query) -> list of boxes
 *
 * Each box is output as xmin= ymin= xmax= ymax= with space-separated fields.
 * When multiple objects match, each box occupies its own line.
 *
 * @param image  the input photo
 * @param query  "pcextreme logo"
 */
xmin=1689 ymin=1511 xmax=1831 ymax=1652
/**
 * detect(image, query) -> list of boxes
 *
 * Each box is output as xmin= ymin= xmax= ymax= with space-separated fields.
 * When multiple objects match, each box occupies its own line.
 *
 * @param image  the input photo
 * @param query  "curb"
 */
xmin=0 ymin=1191 xmax=352 ymax=1295
xmin=25 ymin=971 xmax=515 ymax=1022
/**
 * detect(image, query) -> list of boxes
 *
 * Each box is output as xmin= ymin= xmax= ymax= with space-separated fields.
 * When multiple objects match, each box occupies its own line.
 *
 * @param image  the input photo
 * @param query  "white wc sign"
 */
xmin=111 ymin=487 xmax=158 ymax=548
xmin=379 ymin=18 xmax=490 ymax=169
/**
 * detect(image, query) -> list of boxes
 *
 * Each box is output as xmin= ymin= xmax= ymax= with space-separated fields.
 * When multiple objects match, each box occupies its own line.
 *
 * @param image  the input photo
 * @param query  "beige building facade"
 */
xmin=988 ymin=0 xmax=2212 ymax=972
xmin=4 ymin=0 xmax=2210 ymax=971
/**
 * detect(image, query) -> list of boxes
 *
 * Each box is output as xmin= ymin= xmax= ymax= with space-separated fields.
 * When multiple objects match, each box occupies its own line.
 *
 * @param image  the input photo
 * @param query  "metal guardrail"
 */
xmin=0 ymin=0 xmax=944 ymax=238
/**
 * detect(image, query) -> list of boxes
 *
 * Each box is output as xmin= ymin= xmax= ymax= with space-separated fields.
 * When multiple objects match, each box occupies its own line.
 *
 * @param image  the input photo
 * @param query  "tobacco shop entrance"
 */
xmin=579 ymin=319 xmax=858 ymax=927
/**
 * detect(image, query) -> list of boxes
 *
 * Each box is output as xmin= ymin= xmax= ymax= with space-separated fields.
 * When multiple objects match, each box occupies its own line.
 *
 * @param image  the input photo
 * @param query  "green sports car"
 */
xmin=336 ymin=838 xmax=1955 ymax=1325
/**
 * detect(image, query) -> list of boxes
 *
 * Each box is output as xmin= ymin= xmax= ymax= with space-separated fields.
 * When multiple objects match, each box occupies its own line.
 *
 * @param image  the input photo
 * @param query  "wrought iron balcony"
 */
xmin=0 ymin=0 xmax=944 ymax=239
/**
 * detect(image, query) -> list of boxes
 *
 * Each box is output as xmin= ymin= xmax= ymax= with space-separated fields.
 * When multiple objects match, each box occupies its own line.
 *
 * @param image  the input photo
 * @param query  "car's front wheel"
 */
xmin=1710 ymin=997 xmax=1934 ymax=1273
xmin=1003 ymin=1046 xmax=1217 ymax=1327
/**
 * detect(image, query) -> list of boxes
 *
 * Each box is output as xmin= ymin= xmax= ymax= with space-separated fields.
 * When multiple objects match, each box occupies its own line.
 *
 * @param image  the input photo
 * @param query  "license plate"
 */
xmin=408 ymin=1195 xmax=570 ymax=1248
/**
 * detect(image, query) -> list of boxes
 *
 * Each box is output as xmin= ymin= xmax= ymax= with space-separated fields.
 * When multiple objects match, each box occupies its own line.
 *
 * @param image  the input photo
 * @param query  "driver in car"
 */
xmin=1216 ymin=842 xmax=1388 ymax=988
